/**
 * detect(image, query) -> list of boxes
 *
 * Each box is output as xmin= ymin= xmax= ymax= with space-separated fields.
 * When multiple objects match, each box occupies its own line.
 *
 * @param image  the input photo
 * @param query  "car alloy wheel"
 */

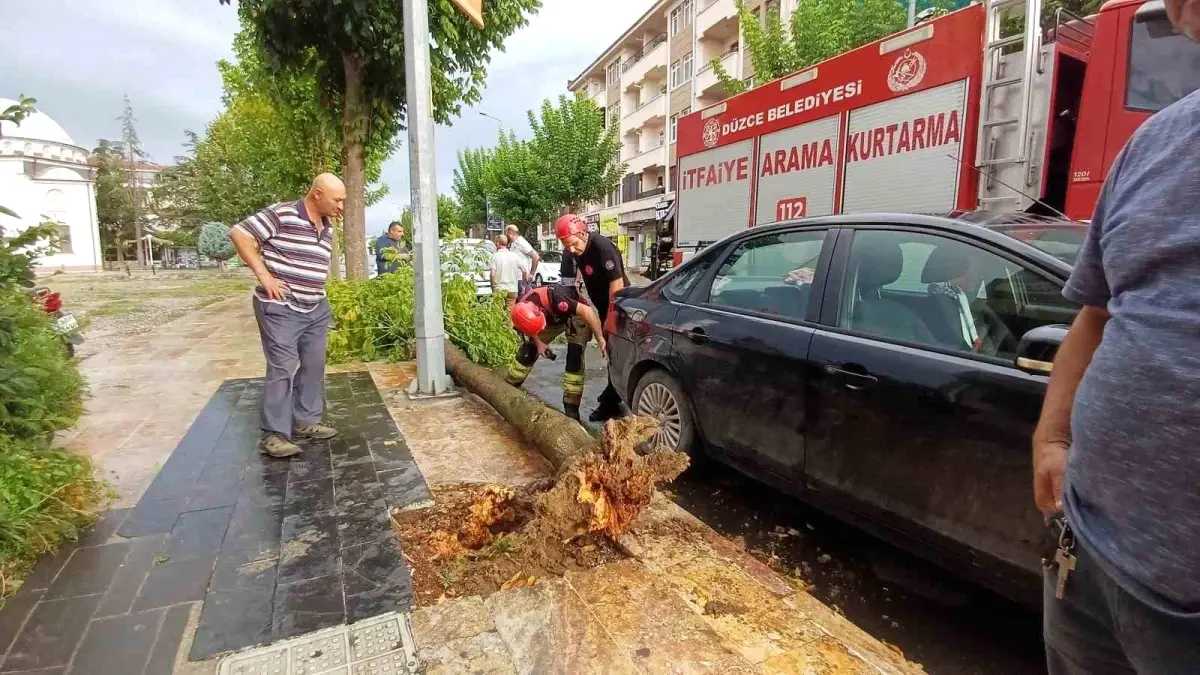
xmin=636 ymin=382 xmax=683 ymax=450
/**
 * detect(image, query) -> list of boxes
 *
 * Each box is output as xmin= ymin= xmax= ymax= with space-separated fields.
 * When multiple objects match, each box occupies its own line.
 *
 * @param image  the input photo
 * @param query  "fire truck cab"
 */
xmin=672 ymin=0 xmax=1200 ymax=261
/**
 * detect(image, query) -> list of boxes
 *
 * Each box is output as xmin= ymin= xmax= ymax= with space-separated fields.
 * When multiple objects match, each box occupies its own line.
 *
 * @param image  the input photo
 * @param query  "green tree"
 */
xmin=484 ymin=132 xmax=555 ymax=236
xmin=398 ymin=194 xmax=465 ymax=244
xmin=92 ymin=140 xmax=137 ymax=262
xmin=715 ymin=0 xmax=954 ymax=95
xmin=452 ymin=147 xmax=494 ymax=228
xmin=224 ymin=0 xmax=542 ymax=280
xmin=527 ymin=93 xmax=624 ymax=213
xmin=117 ymin=95 xmax=151 ymax=264
xmin=198 ymin=221 xmax=236 ymax=268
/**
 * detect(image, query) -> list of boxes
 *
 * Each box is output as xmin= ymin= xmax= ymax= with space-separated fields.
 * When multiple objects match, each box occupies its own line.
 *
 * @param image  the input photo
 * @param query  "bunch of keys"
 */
xmin=1041 ymin=514 xmax=1077 ymax=600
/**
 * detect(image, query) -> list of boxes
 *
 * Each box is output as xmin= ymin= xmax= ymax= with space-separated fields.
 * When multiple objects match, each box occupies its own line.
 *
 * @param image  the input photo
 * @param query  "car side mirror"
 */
xmin=1016 ymin=324 xmax=1070 ymax=375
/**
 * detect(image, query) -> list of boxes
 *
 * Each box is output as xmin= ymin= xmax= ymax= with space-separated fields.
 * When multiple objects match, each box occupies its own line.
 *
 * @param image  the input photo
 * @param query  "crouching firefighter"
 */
xmin=505 ymin=284 xmax=607 ymax=421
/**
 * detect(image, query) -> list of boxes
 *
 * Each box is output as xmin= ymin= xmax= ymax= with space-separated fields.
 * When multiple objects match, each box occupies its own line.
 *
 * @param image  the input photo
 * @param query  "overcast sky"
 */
xmin=0 ymin=0 xmax=648 ymax=235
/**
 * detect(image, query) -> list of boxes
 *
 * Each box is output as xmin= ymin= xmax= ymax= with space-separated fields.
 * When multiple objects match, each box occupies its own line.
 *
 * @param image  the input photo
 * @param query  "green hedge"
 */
xmin=327 ymin=266 xmax=518 ymax=368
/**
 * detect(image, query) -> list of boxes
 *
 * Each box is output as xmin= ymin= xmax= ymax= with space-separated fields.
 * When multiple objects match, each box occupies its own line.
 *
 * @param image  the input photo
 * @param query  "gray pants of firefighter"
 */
xmin=253 ymin=297 xmax=332 ymax=438
xmin=504 ymin=316 xmax=591 ymax=408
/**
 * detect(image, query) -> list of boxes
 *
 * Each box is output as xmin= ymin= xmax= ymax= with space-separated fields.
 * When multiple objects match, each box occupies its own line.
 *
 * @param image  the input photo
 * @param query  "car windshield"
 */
xmin=990 ymin=225 xmax=1086 ymax=265
xmin=542 ymin=251 xmax=562 ymax=263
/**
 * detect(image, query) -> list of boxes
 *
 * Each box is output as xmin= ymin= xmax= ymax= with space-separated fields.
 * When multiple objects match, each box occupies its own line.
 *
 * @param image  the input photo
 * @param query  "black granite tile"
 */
xmin=287 ymin=447 xmax=333 ymax=483
xmin=210 ymin=554 xmax=278 ymax=593
xmin=334 ymin=482 xmax=386 ymax=514
xmin=238 ymin=464 xmax=290 ymax=507
xmin=190 ymin=588 xmax=273 ymax=660
xmin=118 ymin=497 xmax=188 ymax=538
xmin=69 ymin=608 xmax=162 ymax=675
xmin=161 ymin=507 xmax=233 ymax=561
xmin=44 ymin=542 xmax=131 ymax=600
xmin=144 ymin=603 xmax=192 ymax=675
xmin=341 ymin=540 xmax=413 ymax=623
xmin=334 ymin=502 xmax=393 ymax=549
xmin=186 ymin=464 xmax=245 ymax=511
xmin=283 ymin=478 xmax=334 ymax=517
xmin=0 ymin=589 xmax=42 ymax=655
xmin=328 ymin=436 xmax=371 ymax=467
xmin=368 ymin=438 xmax=416 ymax=472
xmin=2 ymin=594 xmax=101 ymax=671
xmin=18 ymin=546 xmax=77 ymax=593
xmin=132 ymin=555 xmax=216 ymax=611
xmin=377 ymin=466 xmax=432 ymax=510
xmin=277 ymin=511 xmax=340 ymax=585
xmin=272 ymin=575 xmax=345 ymax=641
xmin=330 ymin=459 xmax=378 ymax=489
xmin=220 ymin=499 xmax=283 ymax=562
xmin=75 ymin=509 xmax=130 ymax=548
xmin=95 ymin=535 xmax=166 ymax=617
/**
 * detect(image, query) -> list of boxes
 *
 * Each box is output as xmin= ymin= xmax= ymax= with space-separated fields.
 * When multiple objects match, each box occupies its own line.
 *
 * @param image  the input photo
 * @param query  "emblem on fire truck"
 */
xmin=887 ymin=49 xmax=927 ymax=93
xmin=702 ymin=119 xmax=720 ymax=148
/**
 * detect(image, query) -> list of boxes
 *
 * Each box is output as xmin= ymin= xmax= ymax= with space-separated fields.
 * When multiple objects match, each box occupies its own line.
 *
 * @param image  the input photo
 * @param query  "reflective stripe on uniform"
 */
xmin=505 ymin=360 xmax=532 ymax=386
xmin=562 ymin=371 xmax=585 ymax=405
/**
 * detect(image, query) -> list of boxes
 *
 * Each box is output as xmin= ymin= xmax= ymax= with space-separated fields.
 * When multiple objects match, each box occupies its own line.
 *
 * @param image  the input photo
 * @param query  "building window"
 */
xmin=55 ymin=223 xmax=73 ymax=254
xmin=670 ymin=106 xmax=691 ymax=143
xmin=671 ymin=54 xmax=694 ymax=90
xmin=590 ymin=81 xmax=602 ymax=97
xmin=606 ymin=61 xmax=620 ymax=86
xmin=670 ymin=0 xmax=693 ymax=36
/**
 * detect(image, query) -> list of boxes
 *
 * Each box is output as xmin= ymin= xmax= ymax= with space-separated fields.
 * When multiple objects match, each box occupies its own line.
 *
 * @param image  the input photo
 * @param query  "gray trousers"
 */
xmin=1045 ymin=536 xmax=1200 ymax=674
xmin=252 ymin=297 xmax=331 ymax=438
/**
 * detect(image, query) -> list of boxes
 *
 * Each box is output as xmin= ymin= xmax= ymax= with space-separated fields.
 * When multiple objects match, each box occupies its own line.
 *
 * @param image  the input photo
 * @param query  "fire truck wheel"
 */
xmin=632 ymin=369 xmax=698 ymax=459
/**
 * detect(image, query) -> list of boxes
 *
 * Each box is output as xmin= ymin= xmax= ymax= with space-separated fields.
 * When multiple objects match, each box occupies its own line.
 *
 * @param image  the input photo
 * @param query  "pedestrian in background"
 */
xmin=1033 ymin=0 xmax=1200 ymax=670
xmin=229 ymin=173 xmax=344 ymax=459
xmin=505 ymin=224 xmax=539 ymax=294
xmin=375 ymin=221 xmax=410 ymax=276
xmin=490 ymin=234 xmax=528 ymax=311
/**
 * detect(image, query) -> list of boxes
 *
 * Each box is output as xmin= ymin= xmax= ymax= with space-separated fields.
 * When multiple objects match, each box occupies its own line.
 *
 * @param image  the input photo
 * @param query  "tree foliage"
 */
xmin=715 ymin=0 xmax=954 ymax=94
xmin=225 ymin=0 xmax=542 ymax=279
xmin=198 ymin=221 xmax=236 ymax=263
xmin=452 ymin=147 xmax=494 ymax=227
xmin=92 ymin=140 xmax=137 ymax=261
xmin=484 ymin=132 xmax=555 ymax=233
xmin=527 ymin=93 xmax=625 ymax=213
xmin=398 ymin=194 xmax=464 ymax=244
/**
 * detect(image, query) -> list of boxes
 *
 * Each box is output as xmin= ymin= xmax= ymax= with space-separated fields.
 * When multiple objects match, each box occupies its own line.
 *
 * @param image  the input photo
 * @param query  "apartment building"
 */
xmin=566 ymin=0 xmax=796 ymax=270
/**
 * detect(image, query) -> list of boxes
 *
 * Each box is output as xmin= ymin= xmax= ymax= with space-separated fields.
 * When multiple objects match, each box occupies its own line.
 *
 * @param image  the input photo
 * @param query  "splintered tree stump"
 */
xmin=444 ymin=341 xmax=596 ymax=471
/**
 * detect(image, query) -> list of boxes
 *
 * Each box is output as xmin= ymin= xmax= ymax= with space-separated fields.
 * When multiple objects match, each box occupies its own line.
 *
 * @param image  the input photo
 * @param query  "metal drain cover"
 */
xmin=217 ymin=613 xmax=418 ymax=675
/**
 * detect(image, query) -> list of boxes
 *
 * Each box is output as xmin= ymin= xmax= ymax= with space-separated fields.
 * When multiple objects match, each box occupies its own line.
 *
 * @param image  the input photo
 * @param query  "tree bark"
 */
xmin=341 ymin=51 xmax=368 ymax=280
xmin=444 ymin=342 xmax=595 ymax=472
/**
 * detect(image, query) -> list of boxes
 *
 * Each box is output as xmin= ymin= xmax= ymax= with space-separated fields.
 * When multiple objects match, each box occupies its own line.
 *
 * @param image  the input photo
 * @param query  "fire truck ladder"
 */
xmin=976 ymin=0 xmax=1044 ymax=208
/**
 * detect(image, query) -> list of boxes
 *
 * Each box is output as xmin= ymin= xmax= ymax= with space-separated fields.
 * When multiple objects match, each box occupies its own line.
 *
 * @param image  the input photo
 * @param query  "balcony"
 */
xmin=621 ymin=91 xmax=668 ymax=133
xmin=623 ymin=144 xmax=668 ymax=176
xmin=697 ymin=0 xmax=738 ymax=40
xmin=695 ymin=49 xmax=741 ymax=99
xmin=621 ymin=35 xmax=668 ymax=90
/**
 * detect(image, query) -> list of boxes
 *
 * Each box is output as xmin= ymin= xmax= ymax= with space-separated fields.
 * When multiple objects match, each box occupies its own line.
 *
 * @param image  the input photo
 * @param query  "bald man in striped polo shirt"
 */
xmin=230 ymin=173 xmax=346 ymax=458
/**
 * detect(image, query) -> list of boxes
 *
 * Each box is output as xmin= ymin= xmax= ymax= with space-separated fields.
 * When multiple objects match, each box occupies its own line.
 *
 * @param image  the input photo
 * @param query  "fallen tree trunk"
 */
xmin=444 ymin=342 xmax=595 ymax=472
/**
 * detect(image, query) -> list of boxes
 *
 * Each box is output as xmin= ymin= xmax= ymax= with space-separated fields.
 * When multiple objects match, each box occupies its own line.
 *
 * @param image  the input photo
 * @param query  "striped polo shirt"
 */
xmin=232 ymin=200 xmax=333 ymax=313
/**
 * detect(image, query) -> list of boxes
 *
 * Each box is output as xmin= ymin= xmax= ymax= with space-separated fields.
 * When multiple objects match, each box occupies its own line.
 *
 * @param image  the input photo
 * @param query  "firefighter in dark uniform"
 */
xmin=555 ymin=213 xmax=628 ymax=422
xmin=504 ymin=283 xmax=606 ymax=421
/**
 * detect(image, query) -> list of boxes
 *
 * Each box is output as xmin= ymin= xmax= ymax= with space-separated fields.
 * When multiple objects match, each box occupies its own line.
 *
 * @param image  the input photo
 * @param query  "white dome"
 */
xmin=0 ymin=98 xmax=75 ymax=146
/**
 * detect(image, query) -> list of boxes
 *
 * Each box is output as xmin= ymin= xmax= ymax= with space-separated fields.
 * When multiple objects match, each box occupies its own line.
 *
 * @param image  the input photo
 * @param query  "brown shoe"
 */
xmin=294 ymin=423 xmax=339 ymax=442
xmin=260 ymin=434 xmax=302 ymax=458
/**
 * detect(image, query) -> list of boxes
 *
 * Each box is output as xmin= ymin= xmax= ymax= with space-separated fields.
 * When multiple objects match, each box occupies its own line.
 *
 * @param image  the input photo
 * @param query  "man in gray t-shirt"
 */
xmin=1033 ymin=2 xmax=1200 ymax=670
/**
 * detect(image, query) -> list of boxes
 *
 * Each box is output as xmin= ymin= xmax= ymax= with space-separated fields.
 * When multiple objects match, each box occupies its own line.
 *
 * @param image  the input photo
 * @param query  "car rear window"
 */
xmin=991 ymin=225 xmax=1086 ymax=265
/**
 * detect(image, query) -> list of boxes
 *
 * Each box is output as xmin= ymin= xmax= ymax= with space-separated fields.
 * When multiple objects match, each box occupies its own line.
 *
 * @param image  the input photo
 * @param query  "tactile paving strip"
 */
xmin=217 ymin=613 xmax=418 ymax=675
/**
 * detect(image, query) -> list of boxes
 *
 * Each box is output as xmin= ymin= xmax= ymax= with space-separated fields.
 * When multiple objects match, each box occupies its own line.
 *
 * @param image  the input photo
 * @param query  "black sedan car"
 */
xmin=606 ymin=212 xmax=1085 ymax=605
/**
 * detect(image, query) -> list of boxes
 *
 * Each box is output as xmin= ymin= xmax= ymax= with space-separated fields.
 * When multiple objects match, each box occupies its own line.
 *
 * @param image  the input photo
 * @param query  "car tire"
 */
xmin=632 ymin=369 xmax=698 ymax=457
xmin=535 ymin=273 xmax=543 ymax=286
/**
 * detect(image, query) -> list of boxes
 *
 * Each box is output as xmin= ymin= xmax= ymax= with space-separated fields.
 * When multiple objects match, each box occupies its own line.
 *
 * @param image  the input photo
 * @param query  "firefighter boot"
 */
xmin=563 ymin=403 xmax=581 ymax=421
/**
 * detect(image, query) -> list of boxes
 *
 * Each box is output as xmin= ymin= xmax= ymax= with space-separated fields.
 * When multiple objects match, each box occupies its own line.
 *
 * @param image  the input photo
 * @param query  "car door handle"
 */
xmin=822 ymin=364 xmax=878 ymax=391
xmin=686 ymin=327 xmax=709 ymax=344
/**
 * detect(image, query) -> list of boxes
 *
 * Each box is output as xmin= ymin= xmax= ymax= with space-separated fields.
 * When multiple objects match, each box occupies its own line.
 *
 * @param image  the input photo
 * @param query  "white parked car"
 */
xmin=441 ymin=238 xmax=497 ymax=297
xmin=535 ymin=250 xmax=562 ymax=286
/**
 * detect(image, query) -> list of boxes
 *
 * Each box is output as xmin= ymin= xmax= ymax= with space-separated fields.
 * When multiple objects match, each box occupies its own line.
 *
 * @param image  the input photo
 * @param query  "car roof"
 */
xmin=730 ymin=211 xmax=1077 ymax=275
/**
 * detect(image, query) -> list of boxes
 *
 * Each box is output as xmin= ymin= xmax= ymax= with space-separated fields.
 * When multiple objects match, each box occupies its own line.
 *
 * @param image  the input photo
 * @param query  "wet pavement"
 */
xmin=0 ymin=372 xmax=429 ymax=672
xmin=523 ymin=344 xmax=1047 ymax=675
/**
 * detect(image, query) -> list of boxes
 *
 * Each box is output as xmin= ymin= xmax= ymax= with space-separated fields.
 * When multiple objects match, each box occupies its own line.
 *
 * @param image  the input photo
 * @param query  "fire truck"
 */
xmin=673 ymin=0 xmax=1200 ymax=262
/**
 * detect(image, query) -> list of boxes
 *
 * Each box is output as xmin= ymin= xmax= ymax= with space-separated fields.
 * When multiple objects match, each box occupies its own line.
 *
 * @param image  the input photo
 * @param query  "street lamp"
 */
xmin=478 ymin=111 xmax=504 ymax=237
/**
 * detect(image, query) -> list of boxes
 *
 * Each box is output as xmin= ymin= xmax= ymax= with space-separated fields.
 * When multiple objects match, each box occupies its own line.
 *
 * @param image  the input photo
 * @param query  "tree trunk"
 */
xmin=341 ymin=52 xmax=368 ymax=280
xmin=444 ymin=343 xmax=595 ymax=472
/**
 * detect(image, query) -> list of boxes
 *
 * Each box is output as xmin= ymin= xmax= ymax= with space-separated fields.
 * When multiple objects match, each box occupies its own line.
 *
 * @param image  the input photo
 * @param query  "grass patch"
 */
xmin=0 ymin=437 xmax=107 ymax=597
xmin=87 ymin=299 xmax=144 ymax=317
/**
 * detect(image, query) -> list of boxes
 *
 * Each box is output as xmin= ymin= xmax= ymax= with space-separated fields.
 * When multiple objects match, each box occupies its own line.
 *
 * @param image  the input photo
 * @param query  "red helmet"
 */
xmin=555 ymin=214 xmax=588 ymax=241
xmin=510 ymin=301 xmax=546 ymax=337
